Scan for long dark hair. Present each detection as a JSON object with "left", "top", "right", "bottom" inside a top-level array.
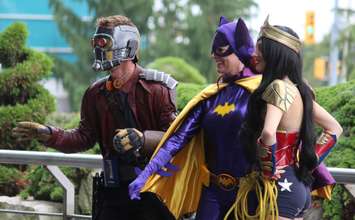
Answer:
[{"left": 242, "top": 26, "right": 317, "bottom": 185}]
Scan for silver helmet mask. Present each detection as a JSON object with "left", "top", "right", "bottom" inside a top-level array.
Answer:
[{"left": 91, "top": 25, "right": 140, "bottom": 71}]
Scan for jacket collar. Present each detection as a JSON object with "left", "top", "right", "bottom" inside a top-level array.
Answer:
[{"left": 98, "top": 64, "right": 152, "bottom": 94}]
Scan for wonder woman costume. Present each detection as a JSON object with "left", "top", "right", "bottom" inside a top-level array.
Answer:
[{"left": 227, "top": 17, "right": 338, "bottom": 220}]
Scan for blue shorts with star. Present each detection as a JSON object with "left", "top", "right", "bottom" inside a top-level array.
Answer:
[{"left": 276, "top": 166, "right": 311, "bottom": 218}]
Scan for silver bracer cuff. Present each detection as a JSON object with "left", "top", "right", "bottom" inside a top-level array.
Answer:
[{"left": 139, "top": 69, "right": 178, "bottom": 89}]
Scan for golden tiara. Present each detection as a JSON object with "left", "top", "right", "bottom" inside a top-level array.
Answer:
[{"left": 258, "top": 16, "right": 302, "bottom": 54}]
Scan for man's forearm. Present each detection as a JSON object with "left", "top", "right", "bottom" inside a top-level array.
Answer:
[
  {"left": 45, "top": 126, "right": 96, "bottom": 153},
  {"left": 141, "top": 130, "right": 165, "bottom": 156}
]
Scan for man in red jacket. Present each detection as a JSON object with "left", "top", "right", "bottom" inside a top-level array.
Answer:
[{"left": 13, "top": 15, "right": 177, "bottom": 220}]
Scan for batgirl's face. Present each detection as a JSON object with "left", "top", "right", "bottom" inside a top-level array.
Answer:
[
  {"left": 253, "top": 41, "right": 266, "bottom": 74},
  {"left": 213, "top": 52, "right": 244, "bottom": 78},
  {"left": 211, "top": 32, "right": 244, "bottom": 77}
]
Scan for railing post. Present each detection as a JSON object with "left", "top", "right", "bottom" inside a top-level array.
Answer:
[{"left": 46, "top": 165, "right": 75, "bottom": 220}]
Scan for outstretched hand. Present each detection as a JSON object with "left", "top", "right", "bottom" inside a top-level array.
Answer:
[
  {"left": 128, "top": 161, "right": 179, "bottom": 200},
  {"left": 12, "top": 121, "right": 51, "bottom": 142},
  {"left": 128, "top": 148, "right": 177, "bottom": 200},
  {"left": 129, "top": 176, "right": 147, "bottom": 200}
]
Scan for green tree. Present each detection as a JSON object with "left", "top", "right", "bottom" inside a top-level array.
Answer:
[
  {"left": 49, "top": 0, "right": 154, "bottom": 110},
  {"left": 302, "top": 36, "right": 330, "bottom": 87},
  {"left": 182, "top": 0, "right": 256, "bottom": 81},
  {"left": 302, "top": 9, "right": 355, "bottom": 87},
  {"left": 144, "top": 0, "right": 186, "bottom": 59},
  {"left": 338, "top": 23, "right": 355, "bottom": 81},
  {"left": 147, "top": 0, "right": 256, "bottom": 82},
  {"left": 0, "top": 22, "right": 55, "bottom": 150},
  {"left": 0, "top": 22, "right": 55, "bottom": 196}
]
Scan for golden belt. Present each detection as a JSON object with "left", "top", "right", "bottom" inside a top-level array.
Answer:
[{"left": 210, "top": 172, "right": 239, "bottom": 191}]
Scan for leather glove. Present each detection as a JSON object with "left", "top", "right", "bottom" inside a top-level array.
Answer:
[
  {"left": 12, "top": 121, "right": 52, "bottom": 142},
  {"left": 113, "top": 128, "right": 143, "bottom": 155},
  {"left": 129, "top": 148, "right": 176, "bottom": 200}
]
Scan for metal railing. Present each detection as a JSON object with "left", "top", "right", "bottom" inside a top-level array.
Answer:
[
  {"left": 0, "top": 150, "right": 102, "bottom": 220},
  {"left": 0, "top": 149, "right": 355, "bottom": 219}
]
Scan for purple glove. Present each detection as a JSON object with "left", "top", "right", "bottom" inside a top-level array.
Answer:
[{"left": 129, "top": 148, "right": 174, "bottom": 200}]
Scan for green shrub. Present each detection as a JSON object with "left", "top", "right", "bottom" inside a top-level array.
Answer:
[
  {"left": 0, "top": 166, "right": 23, "bottom": 196},
  {"left": 0, "top": 22, "right": 55, "bottom": 196},
  {"left": 315, "top": 80, "right": 355, "bottom": 168},
  {"left": 322, "top": 184, "right": 355, "bottom": 220},
  {"left": 176, "top": 82, "right": 207, "bottom": 111},
  {"left": 46, "top": 112, "right": 80, "bottom": 129},
  {"left": 0, "top": 85, "right": 55, "bottom": 150},
  {"left": 0, "top": 22, "right": 28, "bottom": 68},
  {"left": 315, "top": 80, "right": 355, "bottom": 219},
  {"left": 147, "top": 56, "right": 207, "bottom": 84},
  {"left": 21, "top": 166, "right": 88, "bottom": 202},
  {"left": 0, "top": 22, "right": 55, "bottom": 150}
]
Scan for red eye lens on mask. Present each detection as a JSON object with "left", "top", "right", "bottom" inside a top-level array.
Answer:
[
  {"left": 96, "top": 38, "right": 107, "bottom": 47},
  {"left": 91, "top": 36, "right": 112, "bottom": 49}
]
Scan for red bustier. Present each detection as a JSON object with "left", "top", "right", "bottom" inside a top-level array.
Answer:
[{"left": 275, "top": 131, "right": 299, "bottom": 167}]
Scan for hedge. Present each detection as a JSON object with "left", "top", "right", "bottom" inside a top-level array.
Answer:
[
  {"left": 147, "top": 56, "right": 207, "bottom": 84},
  {"left": 0, "top": 22, "right": 55, "bottom": 195},
  {"left": 315, "top": 80, "right": 355, "bottom": 219}
]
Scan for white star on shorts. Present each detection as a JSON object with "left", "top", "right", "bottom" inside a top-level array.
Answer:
[{"left": 278, "top": 178, "right": 293, "bottom": 192}]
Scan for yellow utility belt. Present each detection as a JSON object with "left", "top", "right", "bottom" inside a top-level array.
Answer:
[{"left": 201, "top": 165, "right": 239, "bottom": 191}]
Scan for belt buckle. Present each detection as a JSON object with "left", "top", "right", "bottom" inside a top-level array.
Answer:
[{"left": 217, "top": 173, "right": 237, "bottom": 191}]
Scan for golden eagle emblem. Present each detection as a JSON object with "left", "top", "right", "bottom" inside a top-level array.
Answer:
[{"left": 213, "top": 102, "right": 235, "bottom": 117}]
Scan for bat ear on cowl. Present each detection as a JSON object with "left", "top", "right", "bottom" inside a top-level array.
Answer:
[
  {"left": 218, "top": 16, "right": 230, "bottom": 27},
  {"left": 234, "top": 18, "right": 253, "bottom": 50},
  {"left": 234, "top": 18, "right": 255, "bottom": 66}
]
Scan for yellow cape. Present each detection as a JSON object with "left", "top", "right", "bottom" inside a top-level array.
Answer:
[
  {"left": 142, "top": 75, "right": 262, "bottom": 219},
  {"left": 311, "top": 184, "right": 334, "bottom": 200}
]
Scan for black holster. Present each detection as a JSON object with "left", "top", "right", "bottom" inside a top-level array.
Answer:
[{"left": 92, "top": 172, "right": 104, "bottom": 220}]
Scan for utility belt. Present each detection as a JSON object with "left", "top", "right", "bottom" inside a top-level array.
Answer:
[
  {"left": 92, "top": 156, "right": 138, "bottom": 220},
  {"left": 201, "top": 165, "right": 239, "bottom": 191},
  {"left": 102, "top": 154, "right": 141, "bottom": 187},
  {"left": 92, "top": 170, "right": 134, "bottom": 220}
]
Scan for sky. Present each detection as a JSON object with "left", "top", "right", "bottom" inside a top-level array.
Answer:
[{"left": 249, "top": 0, "right": 355, "bottom": 42}]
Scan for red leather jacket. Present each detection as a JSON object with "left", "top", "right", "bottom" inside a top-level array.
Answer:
[{"left": 46, "top": 65, "right": 176, "bottom": 158}]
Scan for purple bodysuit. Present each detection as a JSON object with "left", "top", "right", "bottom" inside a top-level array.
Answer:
[
  {"left": 128, "top": 16, "right": 259, "bottom": 220},
  {"left": 160, "top": 68, "right": 257, "bottom": 220}
]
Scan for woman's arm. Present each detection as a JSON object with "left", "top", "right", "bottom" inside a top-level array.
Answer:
[
  {"left": 161, "top": 102, "right": 204, "bottom": 155},
  {"left": 313, "top": 101, "right": 343, "bottom": 138},
  {"left": 260, "top": 104, "right": 284, "bottom": 145},
  {"left": 258, "top": 104, "right": 284, "bottom": 178},
  {"left": 313, "top": 101, "right": 343, "bottom": 163}
]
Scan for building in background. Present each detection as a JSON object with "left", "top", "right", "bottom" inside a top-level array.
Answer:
[{"left": 0, "top": 0, "right": 91, "bottom": 112}]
